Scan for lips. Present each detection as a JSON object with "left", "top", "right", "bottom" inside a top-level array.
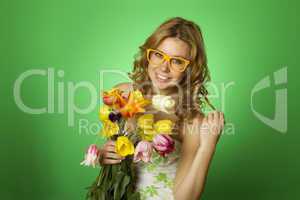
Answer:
[{"left": 155, "top": 73, "right": 170, "bottom": 83}]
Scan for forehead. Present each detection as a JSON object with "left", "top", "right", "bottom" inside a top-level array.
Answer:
[{"left": 156, "top": 37, "right": 190, "bottom": 59}]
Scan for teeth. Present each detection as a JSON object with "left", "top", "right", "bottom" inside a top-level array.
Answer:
[{"left": 157, "top": 74, "right": 168, "bottom": 80}]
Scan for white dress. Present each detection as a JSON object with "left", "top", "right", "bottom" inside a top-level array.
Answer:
[{"left": 134, "top": 139, "right": 182, "bottom": 200}]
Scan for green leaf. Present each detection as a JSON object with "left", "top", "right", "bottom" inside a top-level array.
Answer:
[
  {"left": 85, "top": 137, "right": 141, "bottom": 200},
  {"left": 113, "top": 172, "right": 123, "bottom": 200},
  {"left": 128, "top": 192, "right": 141, "bottom": 200}
]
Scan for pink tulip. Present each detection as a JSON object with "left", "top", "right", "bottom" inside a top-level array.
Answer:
[
  {"left": 133, "top": 141, "right": 153, "bottom": 163},
  {"left": 80, "top": 144, "right": 101, "bottom": 168},
  {"left": 152, "top": 134, "right": 175, "bottom": 157}
]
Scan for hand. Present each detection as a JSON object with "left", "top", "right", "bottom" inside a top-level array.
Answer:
[
  {"left": 99, "top": 140, "right": 125, "bottom": 165},
  {"left": 199, "top": 111, "right": 225, "bottom": 149}
]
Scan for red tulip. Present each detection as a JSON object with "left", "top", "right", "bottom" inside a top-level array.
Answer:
[{"left": 152, "top": 134, "right": 175, "bottom": 157}]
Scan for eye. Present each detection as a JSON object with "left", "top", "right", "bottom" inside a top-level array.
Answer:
[
  {"left": 171, "top": 59, "right": 183, "bottom": 65},
  {"left": 154, "top": 52, "right": 163, "bottom": 58}
]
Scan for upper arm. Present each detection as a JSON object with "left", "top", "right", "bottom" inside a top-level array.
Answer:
[{"left": 174, "top": 113, "right": 204, "bottom": 189}]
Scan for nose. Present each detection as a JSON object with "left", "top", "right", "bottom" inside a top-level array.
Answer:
[{"left": 160, "top": 60, "right": 170, "bottom": 72}]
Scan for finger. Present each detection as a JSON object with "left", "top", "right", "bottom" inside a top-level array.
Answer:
[
  {"left": 219, "top": 113, "right": 225, "bottom": 129},
  {"left": 220, "top": 112, "right": 224, "bottom": 124},
  {"left": 219, "top": 112, "right": 224, "bottom": 120},
  {"left": 222, "top": 113, "right": 226, "bottom": 125},
  {"left": 105, "top": 140, "right": 115, "bottom": 146},
  {"left": 202, "top": 116, "right": 207, "bottom": 124},
  {"left": 103, "top": 143, "right": 115, "bottom": 150},
  {"left": 211, "top": 112, "right": 219, "bottom": 133},
  {"left": 200, "top": 117, "right": 207, "bottom": 132},
  {"left": 103, "top": 151, "right": 123, "bottom": 159},
  {"left": 101, "top": 158, "right": 122, "bottom": 165},
  {"left": 104, "top": 145, "right": 116, "bottom": 152},
  {"left": 214, "top": 111, "right": 220, "bottom": 122},
  {"left": 104, "top": 152, "right": 124, "bottom": 160},
  {"left": 207, "top": 112, "right": 213, "bottom": 122}
]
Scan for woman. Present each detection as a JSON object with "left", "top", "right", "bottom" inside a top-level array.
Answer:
[{"left": 99, "top": 17, "right": 224, "bottom": 200}]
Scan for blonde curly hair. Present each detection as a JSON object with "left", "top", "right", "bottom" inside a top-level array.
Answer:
[{"left": 128, "top": 17, "right": 215, "bottom": 123}]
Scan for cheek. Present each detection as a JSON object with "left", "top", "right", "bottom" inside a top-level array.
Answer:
[
  {"left": 171, "top": 71, "right": 184, "bottom": 80},
  {"left": 147, "top": 63, "right": 157, "bottom": 74},
  {"left": 147, "top": 64, "right": 155, "bottom": 80}
]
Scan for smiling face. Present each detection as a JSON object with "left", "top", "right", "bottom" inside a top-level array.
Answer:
[{"left": 147, "top": 37, "right": 191, "bottom": 93}]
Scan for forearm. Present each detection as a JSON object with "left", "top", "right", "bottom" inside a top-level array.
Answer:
[{"left": 173, "top": 144, "right": 216, "bottom": 200}]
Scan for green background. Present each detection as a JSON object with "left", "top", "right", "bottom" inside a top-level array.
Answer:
[{"left": 1, "top": 0, "right": 298, "bottom": 199}]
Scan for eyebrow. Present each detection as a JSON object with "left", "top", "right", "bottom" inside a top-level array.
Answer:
[{"left": 156, "top": 48, "right": 189, "bottom": 60}]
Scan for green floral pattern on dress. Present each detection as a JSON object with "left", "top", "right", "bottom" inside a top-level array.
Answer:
[{"left": 135, "top": 140, "right": 181, "bottom": 200}]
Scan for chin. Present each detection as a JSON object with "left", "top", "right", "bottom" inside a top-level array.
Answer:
[
  {"left": 155, "top": 83, "right": 169, "bottom": 90},
  {"left": 152, "top": 78, "right": 175, "bottom": 91}
]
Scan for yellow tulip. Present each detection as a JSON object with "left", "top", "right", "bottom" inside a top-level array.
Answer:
[
  {"left": 115, "top": 136, "right": 135, "bottom": 157},
  {"left": 132, "top": 90, "right": 144, "bottom": 102},
  {"left": 100, "top": 120, "right": 119, "bottom": 138},
  {"left": 99, "top": 105, "right": 111, "bottom": 122},
  {"left": 137, "top": 114, "right": 154, "bottom": 130},
  {"left": 140, "top": 129, "right": 156, "bottom": 141},
  {"left": 154, "top": 120, "right": 173, "bottom": 134}
]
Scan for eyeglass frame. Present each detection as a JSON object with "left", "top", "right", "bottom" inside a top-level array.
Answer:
[{"left": 146, "top": 48, "right": 191, "bottom": 72}]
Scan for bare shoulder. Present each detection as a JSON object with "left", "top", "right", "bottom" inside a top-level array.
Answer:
[{"left": 113, "top": 82, "right": 134, "bottom": 92}]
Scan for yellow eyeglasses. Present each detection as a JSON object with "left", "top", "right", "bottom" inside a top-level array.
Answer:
[{"left": 146, "top": 48, "right": 190, "bottom": 72}]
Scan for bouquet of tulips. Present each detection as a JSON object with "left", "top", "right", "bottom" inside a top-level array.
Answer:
[{"left": 81, "top": 87, "right": 177, "bottom": 200}]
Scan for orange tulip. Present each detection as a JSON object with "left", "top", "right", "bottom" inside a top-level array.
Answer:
[{"left": 119, "top": 90, "right": 150, "bottom": 118}]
